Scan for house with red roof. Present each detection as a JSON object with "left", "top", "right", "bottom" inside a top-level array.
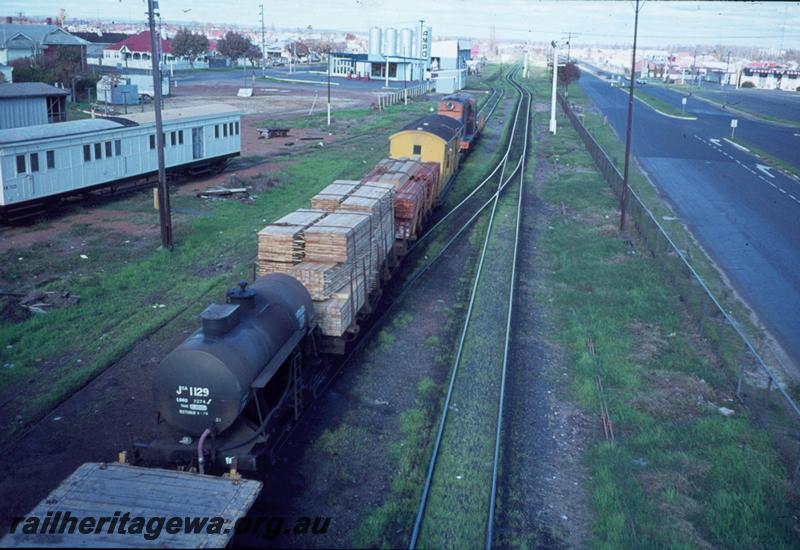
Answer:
[{"left": 91, "top": 30, "right": 208, "bottom": 71}]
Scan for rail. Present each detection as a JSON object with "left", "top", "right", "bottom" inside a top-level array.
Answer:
[
  {"left": 557, "top": 92, "right": 800, "bottom": 482},
  {"left": 409, "top": 67, "right": 532, "bottom": 548}
]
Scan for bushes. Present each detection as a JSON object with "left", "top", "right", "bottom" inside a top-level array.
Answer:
[{"left": 740, "top": 81, "right": 756, "bottom": 88}]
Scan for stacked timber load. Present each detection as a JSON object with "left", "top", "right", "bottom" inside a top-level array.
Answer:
[
  {"left": 313, "top": 272, "right": 367, "bottom": 336},
  {"left": 256, "top": 209, "right": 327, "bottom": 276},
  {"left": 363, "top": 157, "right": 440, "bottom": 241},
  {"left": 340, "top": 183, "right": 395, "bottom": 289},
  {"left": 394, "top": 179, "right": 426, "bottom": 239},
  {"left": 310, "top": 180, "right": 361, "bottom": 211},
  {"left": 305, "top": 212, "right": 374, "bottom": 336}
]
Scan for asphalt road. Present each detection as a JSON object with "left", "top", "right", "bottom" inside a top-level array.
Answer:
[
  {"left": 688, "top": 85, "right": 800, "bottom": 125},
  {"left": 624, "top": 83, "right": 800, "bottom": 170},
  {"left": 578, "top": 70, "right": 800, "bottom": 372}
]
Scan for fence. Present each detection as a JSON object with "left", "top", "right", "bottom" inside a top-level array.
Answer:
[
  {"left": 377, "top": 81, "right": 436, "bottom": 111},
  {"left": 557, "top": 93, "right": 800, "bottom": 483}
]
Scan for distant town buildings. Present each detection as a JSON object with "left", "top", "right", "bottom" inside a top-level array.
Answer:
[
  {"left": 739, "top": 61, "right": 800, "bottom": 91},
  {"left": 88, "top": 31, "right": 209, "bottom": 71},
  {"left": 0, "top": 19, "right": 87, "bottom": 66}
]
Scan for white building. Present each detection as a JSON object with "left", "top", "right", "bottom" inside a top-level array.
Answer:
[{"left": 90, "top": 31, "right": 208, "bottom": 71}]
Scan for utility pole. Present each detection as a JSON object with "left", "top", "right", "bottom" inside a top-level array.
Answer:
[
  {"left": 549, "top": 40, "right": 558, "bottom": 134},
  {"left": 259, "top": 4, "right": 266, "bottom": 75},
  {"left": 620, "top": 0, "right": 642, "bottom": 233},
  {"left": 147, "top": 0, "right": 172, "bottom": 250}
]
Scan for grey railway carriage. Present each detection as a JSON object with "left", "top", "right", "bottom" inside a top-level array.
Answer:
[{"left": 0, "top": 103, "right": 241, "bottom": 220}]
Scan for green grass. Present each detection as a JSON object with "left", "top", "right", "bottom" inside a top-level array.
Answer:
[
  {"left": 560, "top": 78, "right": 766, "bottom": 358},
  {"left": 631, "top": 88, "right": 693, "bottom": 118},
  {"left": 534, "top": 72, "right": 799, "bottom": 548},
  {"left": 0, "top": 100, "right": 438, "bottom": 445},
  {"left": 351, "top": 375, "right": 442, "bottom": 548}
]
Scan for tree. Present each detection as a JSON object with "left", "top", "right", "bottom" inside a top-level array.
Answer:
[
  {"left": 245, "top": 45, "right": 262, "bottom": 67},
  {"left": 557, "top": 61, "right": 581, "bottom": 86},
  {"left": 217, "top": 31, "right": 253, "bottom": 66},
  {"left": 171, "top": 28, "right": 209, "bottom": 68}
]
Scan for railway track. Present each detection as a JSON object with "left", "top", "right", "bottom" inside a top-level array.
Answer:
[{"left": 409, "top": 67, "right": 532, "bottom": 549}]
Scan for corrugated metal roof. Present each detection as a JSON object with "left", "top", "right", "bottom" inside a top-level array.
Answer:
[
  {"left": 0, "top": 118, "right": 123, "bottom": 146},
  {"left": 0, "top": 23, "right": 88, "bottom": 47},
  {"left": 0, "top": 82, "right": 69, "bottom": 99},
  {"left": 399, "top": 114, "right": 461, "bottom": 141},
  {"left": 119, "top": 103, "right": 241, "bottom": 125}
]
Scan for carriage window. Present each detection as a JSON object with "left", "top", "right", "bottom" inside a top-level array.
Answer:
[
  {"left": 149, "top": 135, "right": 156, "bottom": 149},
  {"left": 30, "top": 153, "right": 39, "bottom": 172},
  {"left": 215, "top": 125, "right": 220, "bottom": 138},
  {"left": 46, "top": 150, "right": 55, "bottom": 169},
  {"left": 223, "top": 124, "right": 228, "bottom": 137},
  {"left": 413, "top": 145, "right": 422, "bottom": 155},
  {"left": 171, "top": 131, "right": 176, "bottom": 146},
  {"left": 115, "top": 140, "right": 121, "bottom": 156},
  {"left": 94, "top": 143, "right": 102, "bottom": 159},
  {"left": 235, "top": 121, "right": 240, "bottom": 135},
  {"left": 83, "top": 145, "right": 91, "bottom": 162},
  {"left": 105, "top": 141, "right": 112, "bottom": 157},
  {"left": 16, "top": 154, "right": 26, "bottom": 174},
  {"left": 179, "top": 130, "right": 184, "bottom": 145},
  {"left": 229, "top": 122, "right": 234, "bottom": 135}
]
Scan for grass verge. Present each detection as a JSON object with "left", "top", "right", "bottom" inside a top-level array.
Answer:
[{"left": 534, "top": 74, "right": 799, "bottom": 547}]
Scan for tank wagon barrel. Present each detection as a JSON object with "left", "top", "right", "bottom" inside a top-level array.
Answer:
[{"left": 139, "top": 274, "right": 319, "bottom": 470}]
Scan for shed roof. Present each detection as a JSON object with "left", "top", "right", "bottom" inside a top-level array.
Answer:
[
  {"left": 0, "top": 118, "right": 123, "bottom": 146},
  {"left": 399, "top": 114, "right": 461, "bottom": 142},
  {"left": 0, "top": 24, "right": 88, "bottom": 48},
  {"left": 0, "top": 82, "right": 69, "bottom": 99}
]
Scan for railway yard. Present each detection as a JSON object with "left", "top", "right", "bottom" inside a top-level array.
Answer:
[{"left": 1, "top": 60, "right": 800, "bottom": 549}]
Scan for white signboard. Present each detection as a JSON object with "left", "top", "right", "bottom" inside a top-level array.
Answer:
[
  {"left": 421, "top": 26, "right": 432, "bottom": 62},
  {"left": 681, "top": 97, "right": 687, "bottom": 105},
  {"left": 730, "top": 118, "right": 738, "bottom": 128}
]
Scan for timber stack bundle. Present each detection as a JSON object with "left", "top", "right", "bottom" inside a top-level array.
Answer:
[
  {"left": 256, "top": 209, "right": 327, "bottom": 276},
  {"left": 305, "top": 211, "right": 374, "bottom": 336},
  {"left": 362, "top": 157, "right": 440, "bottom": 240}
]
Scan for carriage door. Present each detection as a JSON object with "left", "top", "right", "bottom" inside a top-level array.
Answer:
[{"left": 191, "top": 127, "right": 204, "bottom": 159}]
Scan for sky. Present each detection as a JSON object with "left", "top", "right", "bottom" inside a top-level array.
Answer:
[{"left": 4, "top": 0, "right": 800, "bottom": 48}]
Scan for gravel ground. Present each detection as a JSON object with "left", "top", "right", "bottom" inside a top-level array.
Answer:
[{"left": 496, "top": 113, "right": 594, "bottom": 548}]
